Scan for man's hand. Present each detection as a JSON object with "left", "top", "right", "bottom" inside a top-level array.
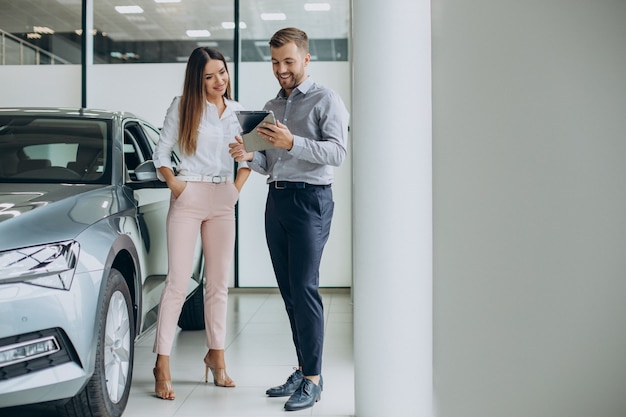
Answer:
[{"left": 256, "top": 120, "right": 294, "bottom": 150}]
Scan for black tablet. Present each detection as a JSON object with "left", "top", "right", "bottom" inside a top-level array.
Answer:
[{"left": 235, "top": 110, "right": 277, "bottom": 152}]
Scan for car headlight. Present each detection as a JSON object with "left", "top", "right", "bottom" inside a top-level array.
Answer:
[{"left": 0, "top": 241, "right": 79, "bottom": 290}]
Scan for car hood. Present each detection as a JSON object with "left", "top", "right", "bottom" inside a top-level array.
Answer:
[{"left": 0, "top": 183, "right": 123, "bottom": 251}]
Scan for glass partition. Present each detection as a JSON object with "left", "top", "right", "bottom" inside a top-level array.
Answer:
[
  {"left": 239, "top": 0, "right": 349, "bottom": 61},
  {"left": 0, "top": 0, "right": 349, "bottom": 64},
  {"left": 0, "top": 0, "right": 81, "bottom": 64},
  {"left": 93, "top": 0, "right": 236, "bottom": 63}
]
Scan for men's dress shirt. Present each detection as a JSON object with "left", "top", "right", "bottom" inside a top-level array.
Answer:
[
  {"left": 153, "top": 96, "right": 246, "bottom": 181},
  {"left": 248, "top": 77, "right": 350, "bottom": 185}
]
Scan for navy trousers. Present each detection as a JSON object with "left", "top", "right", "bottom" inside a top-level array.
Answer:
[{"left": 265, "top": 182, "right": 334, "bottom": 376}]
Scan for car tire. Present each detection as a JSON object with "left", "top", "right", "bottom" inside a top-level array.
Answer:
[
  {"left": 59, "top": 268, "right": 135, "bottom": 417},
  {"left": 177, "top": 282, "right": 205, "bottom": 330}
]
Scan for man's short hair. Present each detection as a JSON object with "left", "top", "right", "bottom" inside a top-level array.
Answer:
[{"left": 269, "top": 27, "right": 309, "bottom": 54}]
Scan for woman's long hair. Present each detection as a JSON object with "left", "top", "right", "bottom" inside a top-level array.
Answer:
[{"left": 178, "top": 47, "right": 232, "bottom": 155}]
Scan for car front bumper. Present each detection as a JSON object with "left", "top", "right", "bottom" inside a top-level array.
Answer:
[{"left": 0, "top": 269, "right": 103, "bottom": 408}]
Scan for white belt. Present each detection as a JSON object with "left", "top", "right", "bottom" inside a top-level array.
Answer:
[{"left": 177, "top": 175, "right": 229, "bottom": 183}]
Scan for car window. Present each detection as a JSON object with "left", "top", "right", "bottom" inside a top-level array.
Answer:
[
  {"left": 123, "top": 124, "right": 146, "bottom": 181},
  {"left": 0, "top": 116, "right": 111, "bottom": 184},
  {"left": 142, "top": 123, "right": 160, "bottom": 149},
  {"left": 142, "top": 122, "right": 180, "bottom": 167},
  {"left": 22, "top": 143, "right": 78, "bottom": 167},
  {"left": 136, "top": 121, "right": 181, "bottom": 170}
]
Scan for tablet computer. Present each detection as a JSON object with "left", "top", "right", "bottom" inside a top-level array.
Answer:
[{"left": 235, "top": 110, "right": 277, "bottom": 152}]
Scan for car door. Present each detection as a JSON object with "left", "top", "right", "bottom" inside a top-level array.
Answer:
[{"left": 122, "top": 121, "right": 201, "bottom": 332}]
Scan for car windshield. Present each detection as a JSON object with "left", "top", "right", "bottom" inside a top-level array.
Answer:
[{"left": 0, "top": 115, "right": 111, "bottom": 184}]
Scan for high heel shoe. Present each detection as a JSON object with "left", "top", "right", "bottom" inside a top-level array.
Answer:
[
  {"left": 203, "top": 352, "right": 235, "bottom": 387},
  {"left": 153, "top": 368, "right": 175, "bottom": 400}
]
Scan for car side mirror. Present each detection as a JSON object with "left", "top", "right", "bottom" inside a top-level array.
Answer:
[{"left": 133, "top": 160, "right": 158, "bottom": 181}]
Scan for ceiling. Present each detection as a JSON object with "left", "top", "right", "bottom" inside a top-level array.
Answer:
[{"left": 0, "top": 0, "right": 350, "bottom": 42}]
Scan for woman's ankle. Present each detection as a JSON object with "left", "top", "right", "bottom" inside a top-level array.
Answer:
[
  {"left": 207, "top": 349, "right": 226, "bottom": 367},
  {"left": 155, "top": 355, "right": 170, "bottom": 372}
]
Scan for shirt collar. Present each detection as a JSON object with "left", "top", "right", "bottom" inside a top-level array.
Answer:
[
  {"left": 278, "top": 76, "right": 314, "bottom": 98},
  {"left": 204, "top": 97, "right": 234, "bottom": 111}
]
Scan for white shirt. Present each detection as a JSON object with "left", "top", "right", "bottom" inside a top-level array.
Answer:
[{"left": 153, "top": 96, "right": 246, "bottom": 180}]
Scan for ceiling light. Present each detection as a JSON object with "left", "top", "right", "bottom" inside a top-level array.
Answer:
[
  {"left": 110, "top": 51, "right": 140, "bottom": 60},
  {"left": 125, "top": 15, "right": 147, "bottom": 22},
  {"left": 304, "top": 3, "right": 331, "bottom": 11},
  {"left": 186, "top": 30, "right": 211, "bottom": 38},
  {"left": 155, "top": 6, "right": 178, "bottom": 14},
  {"left": 261, "top": 13, "right": 286, "bottom": 21},
  {"left": 154, "top": 0, "right": 181, "bottom": 3},
  {"left": 74, "top": 29, "right": 98, "bottom": 36},
  {"left": 115, "top": 5, "right": 144, "bottom": 14},
  {"left": 33, "top": 26, "right": 55, "bottom": 34},
  {"left": 221, "top": 22, "right": 247, "bottom": 29},
  {"left": 27, "top": 33, "right": 42, "bottom": 39}
]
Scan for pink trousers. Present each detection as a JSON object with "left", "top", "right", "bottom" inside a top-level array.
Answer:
[{"left": 153, "top": 181, "right": 239, "bottom": 355}]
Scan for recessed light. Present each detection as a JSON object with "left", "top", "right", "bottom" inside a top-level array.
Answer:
[
  {"left": 33, "top": 26, "right": 55, "bottom": 34},
  {"left": 304, "top": 3, "right": 331, "bottom": 11},
  {"left": 74, "top": 29, "right": 98, "bottom": 35},
  {"left": 115, "top": 5, "right": 144, "bottom": 14},
  {"left": 154, "top": 0, "right": 181, "bottom": 3},
  {"left": 221, "top": 22, "right": 247, "bottom": 29},
  {"left": 261, "top": 13, "right": 286, "bottom": 21},
  {"left": 186, "top": 30, "right": 211, "bottom": 38}
]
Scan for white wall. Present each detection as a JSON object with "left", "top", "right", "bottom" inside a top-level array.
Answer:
[
  {"left": 89, "top": 63, "right": 186, "bottom": 125},
  {"left": 0, "top": 65, "right": 81, "bottom": 107},
  {"left": 432, "top": 1, "right": 626, "bottom": 416},
  {"left": 0, "top": 60, "right": 352, "bottom": 288}
]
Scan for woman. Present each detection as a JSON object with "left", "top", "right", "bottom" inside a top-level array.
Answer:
[{"left": 151, "top": 47, "right": 250, "bottom": 400}]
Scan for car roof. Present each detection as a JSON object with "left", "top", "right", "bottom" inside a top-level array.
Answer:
[{"left": 0, "top": 107, "right": 139, "bottom": 120}]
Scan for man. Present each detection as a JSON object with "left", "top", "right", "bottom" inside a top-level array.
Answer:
[{"left": 229, "top": 27, "right": 349, "bottom": 411}]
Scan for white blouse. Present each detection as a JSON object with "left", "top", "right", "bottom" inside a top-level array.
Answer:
[{"left": 153, "top": 96, "right": 246, "bottom": 180}]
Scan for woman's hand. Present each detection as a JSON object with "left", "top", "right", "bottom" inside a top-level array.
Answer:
[
  {"left": 229, "top": 136, "right": 254, "bottom": 162},
  {"left": 234, "top": 167, "right": 251, "bottom": 192},
  {"left": 167, "top": 177, "right": 187, "bottom": 198},
  {"left": 158, "top": 166, "right": 186, "bottom": 198}
]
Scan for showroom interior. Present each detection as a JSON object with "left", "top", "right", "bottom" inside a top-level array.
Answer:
[{"left": 2, "top": 1, "right": 626, "bottom": 417}]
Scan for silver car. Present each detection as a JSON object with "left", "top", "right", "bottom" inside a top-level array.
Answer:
[{"left": 0, "top": 108, "right": 205, "bottom": 417}]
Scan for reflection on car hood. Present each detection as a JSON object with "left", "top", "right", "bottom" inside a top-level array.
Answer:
[{"left": 0, "top": 183, "right": 122, "bottom": 251}]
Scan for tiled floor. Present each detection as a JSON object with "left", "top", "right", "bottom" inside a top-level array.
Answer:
[{"left": 6, "top": 289, "right": 354, "bottom": 417}]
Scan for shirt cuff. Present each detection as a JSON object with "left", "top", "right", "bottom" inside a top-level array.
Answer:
[
  {"left": 288, "top": 135, "right": 305, "bottom": 157},
  {"left": 248, "top": 152, "right": 261, "bottom": 167},
  {"left": 152, "top": 160, "right": 172, "bottom": 182}
]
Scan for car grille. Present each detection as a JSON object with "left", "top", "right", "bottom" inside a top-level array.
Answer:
[{"left": 0, "top": 328, "right": 81, "bottom": 381}]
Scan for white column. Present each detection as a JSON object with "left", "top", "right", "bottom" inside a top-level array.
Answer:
[{"left": 352, "top": 1, "right": 433, "bottom": 416}]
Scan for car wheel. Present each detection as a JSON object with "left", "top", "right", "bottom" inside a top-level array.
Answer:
[
  {"left": 59, "top": 268, "right": 135, "bottom": 417},
  {"left": 177, "top": 282, "right": 205, "bottom": 330}
]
